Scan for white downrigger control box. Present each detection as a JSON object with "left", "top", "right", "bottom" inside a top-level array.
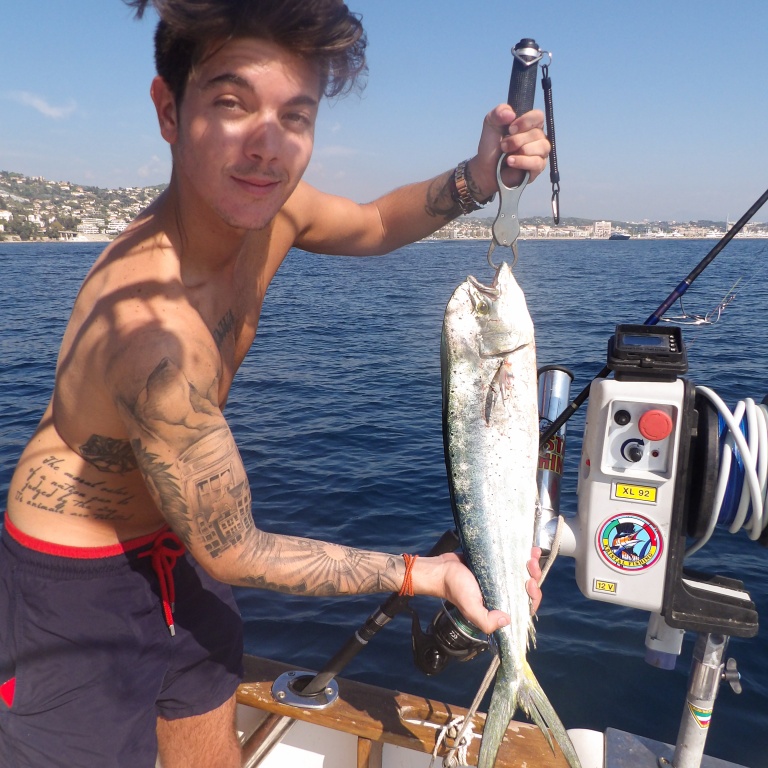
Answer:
[
  {"left": 575, "top": 376, "right": 686, "bottom": 612},
  {"left": 565, "top": 324, "right": 691, "bottom": 612}
]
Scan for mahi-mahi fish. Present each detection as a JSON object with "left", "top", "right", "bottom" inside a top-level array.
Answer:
[{"left": 441, "top": 262, "right": 581, "bottom": 768}]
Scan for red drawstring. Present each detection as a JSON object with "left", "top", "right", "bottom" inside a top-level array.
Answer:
[
  {"left": 3, "top": 518, "right": 186, "bottom": 638},
  {"left": 0, "top": 677, "right": 16, "bottom": 708},
  {"left": 140, "top": 531, "right": 185, "bottom": 636}
]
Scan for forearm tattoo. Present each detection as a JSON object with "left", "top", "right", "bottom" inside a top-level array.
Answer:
[
  {"left": 235, "top": 535, "right": 403, "bottom": 596},
  {"left": 125, "top": 356, "right": 403, "bottom": 595},
  {"left": 425, "top": 171, "right": 462, "bottom": 219}
]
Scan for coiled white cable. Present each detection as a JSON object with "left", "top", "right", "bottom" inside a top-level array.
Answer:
[{"left": 688, "top": 387, "right": 768, "bottom": 556}]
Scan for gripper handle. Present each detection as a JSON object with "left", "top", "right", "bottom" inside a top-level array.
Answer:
[{"left": 507, "top": 38, "right": 541, "bottom": 116}]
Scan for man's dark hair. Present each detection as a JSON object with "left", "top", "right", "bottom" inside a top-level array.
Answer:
[{"left": 123, "top": 0, "right": 367, "bottom": 103}]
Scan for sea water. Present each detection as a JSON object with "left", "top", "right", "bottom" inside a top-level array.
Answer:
[{"left": 1, "top": 239, "right": 766, "bottom": 766}]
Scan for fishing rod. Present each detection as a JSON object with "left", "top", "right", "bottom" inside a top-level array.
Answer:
[{"left": 538, "top": 184, "right": 768, "bottom": 449}]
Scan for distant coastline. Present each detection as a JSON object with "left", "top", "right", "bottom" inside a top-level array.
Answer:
[
  {"left": 0, "top": 234, "right": 110, "bottom": 244},
  {"left": 422, "top": 233, "right": 768, "bottom": 242},
  {"left": 3, "top": 170, "right": 767, "bottom": 245},
  {"left": 4, "top": 233, "right": 768, "bottom": 246}
]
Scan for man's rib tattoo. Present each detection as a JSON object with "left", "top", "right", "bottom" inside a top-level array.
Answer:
[{"left": 79, "top": 434, "right": 138, "bottom": 473}]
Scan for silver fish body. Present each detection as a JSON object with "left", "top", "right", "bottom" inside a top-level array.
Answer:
[{"left": 441, "top": 262, "right": 580, "bottom": 768}]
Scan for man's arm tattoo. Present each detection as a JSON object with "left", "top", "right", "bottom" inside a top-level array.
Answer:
[
  {"left": 132, "top": 431, "right": 254, "bottom": 557},
  {"left": 125, "top": 356, "right": 254, "bottom": 556},
  {"left": 125, "top": 357, "right": 401, "bottom": 595},
  {"left": 235, "top": 535, "right": 402, "bottom": 596},
  {"left": 212, "top": 309, "right": 236, "bottom": 349},
  {"left": 425, "top": 173, "right": 462, "bottom": 219},
  {"left": 131, "top": 440, "right": 193, "bottom": 543}
]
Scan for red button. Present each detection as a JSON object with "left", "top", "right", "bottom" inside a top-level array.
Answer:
[{"left": 638, "top": 409, "right": 673, "bottom": 441}]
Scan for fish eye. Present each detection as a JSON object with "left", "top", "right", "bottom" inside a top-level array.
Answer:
[{"left": 468, "top": 285, "right": 493, "bottom": 316}]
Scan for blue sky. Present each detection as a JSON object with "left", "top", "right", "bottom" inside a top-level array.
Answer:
[{"left": 2, "top": 1, "right": 767, "bottom": 222}]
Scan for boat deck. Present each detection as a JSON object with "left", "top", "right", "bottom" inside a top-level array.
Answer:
[{"left": 236, "top": 655, "right": 570, "bottom": 767}]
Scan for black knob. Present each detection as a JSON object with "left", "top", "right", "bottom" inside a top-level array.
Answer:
[
  {"left": 614, "top": 409, "right": 632, "bottom": 426},
  {"left": 626, "top": 442, "right": 644, "bottom": 462}
]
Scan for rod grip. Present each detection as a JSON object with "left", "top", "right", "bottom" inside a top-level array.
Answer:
[{"left": 507, "top": 38, "right": 541, "bottom": 116}]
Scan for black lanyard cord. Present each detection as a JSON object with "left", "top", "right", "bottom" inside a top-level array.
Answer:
[{"left": 541, "top": 63, "right": 560, "bottom": 224}]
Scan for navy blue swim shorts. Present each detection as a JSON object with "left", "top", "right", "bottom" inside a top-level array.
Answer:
[{"left": 0, "top": 517, "right": 244, "bottom": 768}]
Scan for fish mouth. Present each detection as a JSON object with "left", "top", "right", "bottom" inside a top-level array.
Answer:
[
  {"left": 465, "top": 274, "right": 525, "bottom": 356},
  {"left": 467, "top": 274, "right": 500, "bottom": 298}
]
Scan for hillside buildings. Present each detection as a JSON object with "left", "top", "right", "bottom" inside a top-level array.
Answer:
[{"left": 2, "top": 170, "right": 767, "bottom": 242}]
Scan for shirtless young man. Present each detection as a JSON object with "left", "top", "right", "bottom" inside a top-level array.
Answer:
[{"left": 1, "top": 1, "right": 551, "bottom": 765}]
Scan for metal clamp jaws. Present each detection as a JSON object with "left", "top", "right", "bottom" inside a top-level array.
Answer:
[{"left": 487, "top": 154, "right": 530, "bottom": 271}]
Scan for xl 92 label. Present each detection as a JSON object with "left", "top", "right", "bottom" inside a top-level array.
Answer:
[{"left": 613, "top": 482, "right": 657, "bottom": 504}]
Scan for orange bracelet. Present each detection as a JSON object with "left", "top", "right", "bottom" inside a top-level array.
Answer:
[{"left": 399, "top": 553, "right": 418, "bottom": 597}]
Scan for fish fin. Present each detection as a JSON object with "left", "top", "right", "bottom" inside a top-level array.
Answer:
[
  {"left": 484, "top": 376, "right": 498, "bottom": 425},
  {"left": 484, "top": 361, "right": 513, "bottom": 425},
  {"left": 477, "top": 661, "right": 583, "bottom": 768},
  {"left": 518, "top": 662, "right": 583, "bottom": 768},
  {"left": 477, "top": 665, "right": 515, "bottom": 768},
  {"left": 526, "top": 615, "right": 537, "bottom": 650}
]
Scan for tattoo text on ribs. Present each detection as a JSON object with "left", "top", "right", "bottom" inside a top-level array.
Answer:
[{"left": 14, "top": 454, "right": 135, "bottom": 521}]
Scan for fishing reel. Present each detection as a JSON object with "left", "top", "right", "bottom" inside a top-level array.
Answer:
[{"left": 409, "top": 600, "right": 490, "bottom": 676}]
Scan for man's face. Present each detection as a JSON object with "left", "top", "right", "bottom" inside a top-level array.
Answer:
[{"left": 164, "top": 37, "right": 321, "bottom": 232}]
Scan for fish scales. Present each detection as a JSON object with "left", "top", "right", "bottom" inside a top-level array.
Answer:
[{"left": 441, "top": 263, "right": 581, "bottom": 768}]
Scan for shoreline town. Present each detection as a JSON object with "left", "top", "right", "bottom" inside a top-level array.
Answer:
[{"left": 2, "top": 170, "right": 767, "bottom": 243}]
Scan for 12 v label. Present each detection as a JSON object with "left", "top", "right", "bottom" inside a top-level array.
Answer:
[{"left": 594, "top": 580, "right": 617, "bottom": 595}]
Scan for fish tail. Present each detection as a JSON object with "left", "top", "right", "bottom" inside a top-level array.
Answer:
[
  {"left": 518, "top": 661, "right": 583, "bottom": 768},
  {"left": 477, "top": 665, "right": 516, "bottom": 768},
  {"left": 477, "top": 662, "right": 583, "bottom": 768}
]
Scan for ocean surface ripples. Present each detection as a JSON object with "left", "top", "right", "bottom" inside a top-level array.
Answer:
[{"left": 1, "top": 239, "right": 767, "bottom": 765}]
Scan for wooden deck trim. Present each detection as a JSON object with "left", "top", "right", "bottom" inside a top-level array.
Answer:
[
  {"left": 357, "top": 737, "right": 383, "bottom": 768},
  {"left": 237, "top": 655, "right": 568, "bottom": 767}
]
